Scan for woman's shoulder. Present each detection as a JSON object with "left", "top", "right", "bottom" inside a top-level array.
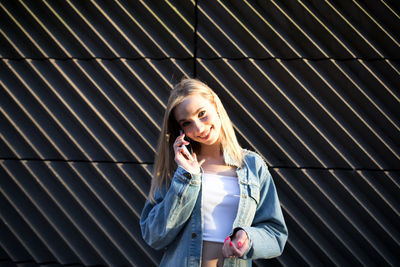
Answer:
[
  {"left": 241, "top": 149, "right": 270, "bottom": 170},
  {"left": 240, "top": 149, "right": 272, "bottom": 186},
  {"left": 242, "top": 148, "right": 265, "bottom": 163}
]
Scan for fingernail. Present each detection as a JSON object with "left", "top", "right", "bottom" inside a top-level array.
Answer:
[
  {"left": 229, "top": 241, "right": 233, "bottom": 247},
  {"left": 224, "top": 236, "right": 229, "bottom": 243},
  {"left": 238, "top": 241, "right": 242, "bottom": 248}
]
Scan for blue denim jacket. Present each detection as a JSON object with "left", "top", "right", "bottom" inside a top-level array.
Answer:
[{"left": 140, "top": 150, "right": 288, "bottom": 266}]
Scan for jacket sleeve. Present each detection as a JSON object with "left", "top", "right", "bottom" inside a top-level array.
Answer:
[
  {"left": 239, "top": 160, "right": 288, "bottom": 259},
  {"left": 140, "top": 166, "right": 201, "bottom": 250}
]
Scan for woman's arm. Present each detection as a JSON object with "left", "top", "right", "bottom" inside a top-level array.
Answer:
[
  {"left": 140, "top": 166, "right": 201, "bottom": 250},
  {"left": 240, "top": 161, "right": 288, "bottom": 259}
]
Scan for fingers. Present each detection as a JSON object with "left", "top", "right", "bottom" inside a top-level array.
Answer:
[
  {"left": 233, "top": 237, "right": 249, "bottom": 257},
  {"left": 222, "top": 236, "right": 239, "bottom": 258},
  {"left": 229, "top": 242, "right": 243, "bottom": 257},
  {"left": 235, "top": 230, "right": 248, "bottom": 248},
  {"left": 180, "top": 144, "right": 194, "bottom": 161},
  {"left": 174, "top": 132, "right": 189, "bottom": 158},
  {"left": 173, "top": 131, "right": 202, "bottom": 174},
  {"left": 222, "top": 231, "right": 249, "bottom": 258},
  {"left": 222, "top": 236, "right": 232, "bottom": 258},
  {"left": 174, "top": 131, "right": 189, "bottom": 150},
  {"left": 198, "top": 158, "right": 206, "bottom": 167},
  {"left": 233, "top": 230, "right": 249, "bottom": 257}
]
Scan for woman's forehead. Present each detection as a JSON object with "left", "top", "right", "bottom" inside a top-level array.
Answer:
[{"left": 174, "top": 95, "right": 211, "bottom": 120}]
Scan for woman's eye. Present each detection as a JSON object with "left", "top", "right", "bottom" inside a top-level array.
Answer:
[{"left": 198, "top": 110, "right": 206, "bottom": 117}]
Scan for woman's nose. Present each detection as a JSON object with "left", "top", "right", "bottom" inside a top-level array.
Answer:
[{"left": 193, "top": 120, "right": 204, "bottom": 134}]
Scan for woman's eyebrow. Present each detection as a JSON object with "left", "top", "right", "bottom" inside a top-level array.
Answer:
[{"left": 177, "top": 106, "right": 205, "bottom": 123}]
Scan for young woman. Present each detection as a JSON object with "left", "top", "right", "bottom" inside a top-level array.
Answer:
[{"left": 140, "top": 78, "right": 288, "bottom": 266}]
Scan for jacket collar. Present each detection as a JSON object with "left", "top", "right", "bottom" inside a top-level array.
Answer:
[{"left": 223, "top": 147, "right": 245, "bottom": 168}]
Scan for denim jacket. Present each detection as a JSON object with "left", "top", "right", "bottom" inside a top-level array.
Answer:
[{"left": 140, "top": 149, "right": 288, "bottom": 266}]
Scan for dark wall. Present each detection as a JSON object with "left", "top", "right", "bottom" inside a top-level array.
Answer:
[{"left": 1, "top": 1, "right": 399, "bottom": 266}]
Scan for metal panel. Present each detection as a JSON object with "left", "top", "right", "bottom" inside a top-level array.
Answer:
[
  {"left": 0, "top": 0, "right": 194, "bottom": 59},
  {"left": 1, "top": 0, "right": 399, "bottom": 266}
]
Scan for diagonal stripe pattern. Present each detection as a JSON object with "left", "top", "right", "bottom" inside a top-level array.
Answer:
[{"left": 0, "top": 1, "right": 399, "bottom": 266}]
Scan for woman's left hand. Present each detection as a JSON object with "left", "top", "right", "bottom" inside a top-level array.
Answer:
[{"left": 222, "top": 229, "right": 249, "bottom": 258}]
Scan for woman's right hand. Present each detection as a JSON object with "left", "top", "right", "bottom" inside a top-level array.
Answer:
[{"left": 173, "top": 131, "right": 203, "bottom": 174}]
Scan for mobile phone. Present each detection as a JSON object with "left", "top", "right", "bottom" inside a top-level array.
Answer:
[
  {"left": 180, "top": 144, "right": 194, "bottom": 161},
  {"left": 179, "top": 130, "right": 194, "bottom": 161}
]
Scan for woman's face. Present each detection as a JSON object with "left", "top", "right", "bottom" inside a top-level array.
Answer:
[{"left": 174, "top": 94, "right": 222, "bottom": 146}]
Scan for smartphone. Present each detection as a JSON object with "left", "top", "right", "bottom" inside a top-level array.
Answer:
[
  {"left": 180, "top": 144, "right": 194, "bottom": 161},
  {"left": 179, "top": 130, "right": 194, "bottom": 161}
]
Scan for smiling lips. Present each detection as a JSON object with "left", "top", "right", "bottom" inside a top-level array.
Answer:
[{"left": 199, "top": 126, "right": 212, "bottom": 140}]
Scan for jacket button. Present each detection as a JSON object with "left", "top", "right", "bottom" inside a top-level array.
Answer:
[
  {"left": 192, "top": 233, "right": 197, "bottom": 238},
  {"left": 184, "top": 172, "right": 191, "bottom": 179}
]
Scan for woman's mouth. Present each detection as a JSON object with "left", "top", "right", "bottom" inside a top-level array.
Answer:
[{"left": 199, "top": 127, "right": 212, "bottom": 140}]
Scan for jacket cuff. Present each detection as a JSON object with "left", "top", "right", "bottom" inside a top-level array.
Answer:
[{"left": 175, "top": 165, "right": 201, "bottom": 184}]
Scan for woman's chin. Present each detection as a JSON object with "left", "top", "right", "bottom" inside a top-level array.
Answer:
[{"left": 200, "top": 135, "right": 221, "bottom": 147}]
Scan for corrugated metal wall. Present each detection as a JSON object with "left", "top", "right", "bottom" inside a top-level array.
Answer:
[{"left": 0, "top": 1, "right": 399, "bottom": 266}]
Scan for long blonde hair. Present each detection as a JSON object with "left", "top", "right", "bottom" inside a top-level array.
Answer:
[{"left": 149, "top": 78, "right": 243, "bottom": 202}]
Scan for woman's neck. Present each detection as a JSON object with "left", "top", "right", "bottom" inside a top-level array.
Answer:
[
  {"left": 198, "top": 142, "right": 237, "bottom": 176},
  {"left": 199, "top": 142, "right": 222, "bottom": 160}
]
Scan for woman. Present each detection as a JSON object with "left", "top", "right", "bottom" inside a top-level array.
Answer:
[{"left": 140, "top": 78, "right": 288, "bottom": 266}]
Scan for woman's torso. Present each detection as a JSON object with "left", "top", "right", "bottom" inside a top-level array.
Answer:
[
  {"left": 200, "top": 160, "right": 237, "bottom": 267},
  {"left": 145, "top": 150, "right": 266, "bottom": 267}
]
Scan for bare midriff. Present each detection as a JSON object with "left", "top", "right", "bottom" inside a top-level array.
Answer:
[{"left": 201, "top": 241, "right": 224, "bottom": 267}]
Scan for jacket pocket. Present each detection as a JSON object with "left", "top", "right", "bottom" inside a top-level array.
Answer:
[{"left": 248, "top": 184, "right": 260, "bottom": 204}]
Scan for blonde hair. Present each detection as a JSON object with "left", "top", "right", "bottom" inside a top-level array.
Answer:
[{"left": 149, "top": 78, "right": 243, "bottom": 202}]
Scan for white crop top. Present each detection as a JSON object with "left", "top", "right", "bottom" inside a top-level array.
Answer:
[{"left": 202, "top": 173, "right": 240, "bottom": 243}]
